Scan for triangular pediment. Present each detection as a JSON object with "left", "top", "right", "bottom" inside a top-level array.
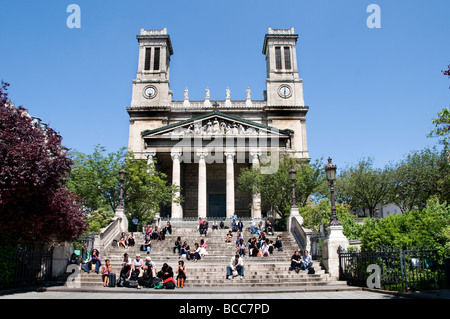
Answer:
[{"left": 141, "top": 111, "right": 291, "bottom": 138}]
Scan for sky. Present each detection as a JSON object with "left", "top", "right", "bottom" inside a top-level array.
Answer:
[{"left": 1, "top": 0, "right": 449, "bottom": 171}]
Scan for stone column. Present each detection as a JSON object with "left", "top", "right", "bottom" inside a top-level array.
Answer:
[
  {"left": 145, "top": 151, "right": 159, "bottom": 221},
  {"left": 225, "top": 151, "right": 235, "bottom": 219},
  {"left": 250, "top": 150, "right": 262, "bottom": 219},
  {"left": 197, "top": 150, "right": 208, "bottom": 219},
  {"left": 171, "top": 150, "right": 183, "bottom": 219},
  {"left": 322, "top": 225, "right": 349, "bottom": 279}
]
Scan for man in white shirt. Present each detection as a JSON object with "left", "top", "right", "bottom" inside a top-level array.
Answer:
[{"left": 226, "top": 254, "right": 244, "bottom": 280}]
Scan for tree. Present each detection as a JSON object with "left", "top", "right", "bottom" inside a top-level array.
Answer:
[
  {"left": 429, "top": 107, "right": 450, "bottom": 150},
  {"left": 238, "top": 155, "right": 326, "bottom": 218},
  {"left": 299, "top": 200, "right": 362, "bottom": 240},
  {"left": 67, "top": 145, "right": 127, "bottom": 213},
  {"left": 360, "top": 196, "right": 450, "bottom": 257},
  {"left": 67, "top": 146, "right": 180, "bottom": 227},
  {"left": 0, "top": 82, "right": 87, "bottom": 242},
  {"left": 336, "top": 158, "right": 391, "bottom": 217},
  {"left": 123, "top": 153, "right": 180, "bottom": 222},
  {"left": 386, "top": 147, "right": 449, "bottom": 212}
]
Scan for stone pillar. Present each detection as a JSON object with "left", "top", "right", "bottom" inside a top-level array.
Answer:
[
  {"left": 145, "top": 151, "right": 159, "bottom": 220},
  {"left": 197, "top": 150, "right": 208, "bottom": 219},
  {"left": 322, "top": 225, "right": 349, "bottom": 279},
  {"left": 171, "top": 150, "right": 183, "bottom": 219},
  {"left": 225, "top": 151, "right": 235, "bottom": 218},
  {"left": 250, "top": 150, "right": 262, "bottom": 219}
]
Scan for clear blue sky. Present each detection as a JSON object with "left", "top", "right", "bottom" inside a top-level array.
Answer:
[{"left": 1, "top": 0, "right": 449, "bottom": 171}]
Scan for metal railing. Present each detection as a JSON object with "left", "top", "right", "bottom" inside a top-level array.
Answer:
[
  {"left": 0, "top": 246, "right": 54, "bottom": 290},
  {"left": 338, "top": 246, "right": 446, "bottom": 291}
]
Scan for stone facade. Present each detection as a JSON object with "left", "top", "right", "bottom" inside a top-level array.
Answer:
[{"left": 127, "top": 27, "right": 309, "bottom": 219}]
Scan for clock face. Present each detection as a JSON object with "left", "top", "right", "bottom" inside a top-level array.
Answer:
[
  {"left": 278, "top": 85, "right": 292, "bottom": 99},
  {"left": 143, "top": 86, "right": 157, "bottom": 99}
]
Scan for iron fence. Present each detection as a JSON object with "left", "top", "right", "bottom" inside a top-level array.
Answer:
[
  {"left": 0, "top": 246, "right": 54, "bottom": 290},
  {"left": 338, "top": 246, "right": 446, "bottom": 291}
]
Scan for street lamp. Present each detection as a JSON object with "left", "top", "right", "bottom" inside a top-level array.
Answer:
[
  {"left": 289, "top": 166, "right": 298, "bottom": 209},
  {"left": 324, "top": 157, "right": 341, "bottom": 226},
  {"left": 117, "top": 168, "right": 127, "bottom": 209}
]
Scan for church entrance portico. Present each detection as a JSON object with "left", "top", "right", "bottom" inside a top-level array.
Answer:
[{"left": 127, "top": 28, "right": 310, "bottom": 221}]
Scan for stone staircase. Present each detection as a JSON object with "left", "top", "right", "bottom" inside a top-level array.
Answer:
[{"left": 72, "top": 220, "right": 348, "bottom": 289}]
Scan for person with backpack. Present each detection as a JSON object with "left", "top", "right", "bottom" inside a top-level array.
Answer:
[
  {"left": 138, "top": 256, "right": 156, "bottom": 288},
  {"left": 158, "top": 263, "right": 176, "bottom": 289}
]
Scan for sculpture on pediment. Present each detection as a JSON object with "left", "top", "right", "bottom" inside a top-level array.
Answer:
[{"left": 162, "top": 118, "right": 265, "bottom": 137}]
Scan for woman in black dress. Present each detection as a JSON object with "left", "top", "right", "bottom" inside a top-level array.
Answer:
[{"left": 176, "top": 260, "right": 186, "bottom": 288}]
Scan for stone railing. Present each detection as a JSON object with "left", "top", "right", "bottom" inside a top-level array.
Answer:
[
  {"left": 95, "top": 216, "right": 123, "bottom": 255},
  {"left": 170, "top": 100, "right": 266, "bottom": 110},
  {"left": 290, "top": 214, "right": 313, "bottom": 254}
]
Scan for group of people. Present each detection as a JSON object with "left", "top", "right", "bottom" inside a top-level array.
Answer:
[
  {"left": 249, "top": 218, "right": 274, "bottom": 236},
  {"left": 118, "top": 252, "right": 187, "bottom": 289},
  {"left": 290, "top": 250, "right": 314, "bottom": 273},
  {"left": 227, "top": 229, "right": 283, "bottom": 258},
  {"left": 143, "top": 221, "right": 172, "bottom": 240},
  {"left": 173, "top": 236, "right": 208, "bottom": 262}
]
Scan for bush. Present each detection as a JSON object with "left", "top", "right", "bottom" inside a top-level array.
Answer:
[{"left": 360, "top": 197, "right": 450, "bottom": 257}]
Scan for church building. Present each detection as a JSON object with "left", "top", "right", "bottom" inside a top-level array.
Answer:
[{"left": 126, "top": 27, "right": 309, "bottom": 219}]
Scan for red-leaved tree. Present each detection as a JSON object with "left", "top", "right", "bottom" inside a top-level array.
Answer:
[{"left": 0, "top": 82, "right": 87, "bottom": 242}]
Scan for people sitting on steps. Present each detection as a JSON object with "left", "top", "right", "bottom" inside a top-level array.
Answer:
[
  {"left": 226, "top": 254, "right": 244, "bottom": 280},
  {"left": 176, "top": 260, "right": 187, "bottom": 288},
  {"left": 158, "top": 263, "right": 176, "bottom": 289},
  {"left": 119, "top": 232, "right": 128, "bottom": 248},
  {"left": 173, "top": 236, "right": 182, "bottom": 254},
  {"left": 140, "top": 234, "right": 152, "bottom": 254},
  {"left": 274, "top": 235, "right": 283, "bottom": 252},
  {"left": 180, "top": 241, "right": 190, "bottom": 257},
  {"left": 120, "top": 253, "right": 132, "bottom": 279},
  {"left": 301, "top": 250, "right": 314, "bottom": 272},
  {"left": 101, "top": 259, "right": 112, "bottom": 287},
  {"left": 137, "top": 256, "right": 156, "bottom": 288},
  {"left": 290, "top": 250, "right": 302, "bottom": 273},
  {"left": 127, "top": 232, "right": 135, "bottom": 247}
]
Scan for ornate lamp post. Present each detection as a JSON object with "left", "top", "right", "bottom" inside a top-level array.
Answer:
[
  {"left": 289, "top": 166, "right": 298, "bottom": 209},
  {"left": 324, "top": 157, "right": 341, "bottom": 226},
  {"left": 117, "top": 168, "right": 127, "bottom": 209}
]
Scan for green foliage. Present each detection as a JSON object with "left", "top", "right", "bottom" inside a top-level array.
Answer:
[
  {"left": 124, "top": 154, "right": 180, "bottom": 223},
  {"left": 86, "top": 207, "right": 114, "bottom": 233},
  {"left": 360, "top": 197, "right": 450, "bottom": 257},
  {"left": 386, "top": 147, "right": 449, "bottom": 211},
  {"left": 299, "top": 200, "right": 362, "bottom": 240},
  {"left": 237, "top": 155, "right": 326, "bottom": 218},
  {"left": 336, "top": 157, "right": 391, "bottom": 217},
  {"left": 428, "top": 106, "right": 450, "bottom": 148},
  {"left": 67, "top": 145, "right": 127, "bottom": 212},
  {"left": 68, "top": 145, "right": 180, "bottom": 232},
  {"left": 0, "top": 243, "right": 16, "bottom": 286}
]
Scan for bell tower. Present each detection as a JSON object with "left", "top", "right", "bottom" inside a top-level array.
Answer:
[
  {"left": 131, "top": 28, "right": 174, "bottom": 107},
  {"left": 263, "top": 27, "right": 304, "bottom": 107}
]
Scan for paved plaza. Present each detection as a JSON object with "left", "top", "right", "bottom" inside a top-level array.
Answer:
[{"left": 0, "top": 289, "right": 403, "bottom": 299}]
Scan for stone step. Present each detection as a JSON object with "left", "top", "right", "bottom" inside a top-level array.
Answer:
[{"left": 76, "top": 221, "right": 336, "bottom": 290}]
